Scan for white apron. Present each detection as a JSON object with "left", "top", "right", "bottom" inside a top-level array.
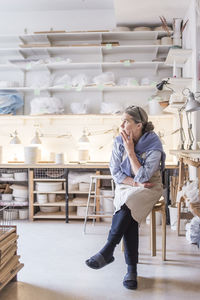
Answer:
[{"left": 113, "top": 170, "right": 163, "bottom": 224}]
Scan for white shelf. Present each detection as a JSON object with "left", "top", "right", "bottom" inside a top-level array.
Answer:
[
  {"left": 165, "top": 49, "right": 192, "bottom": 66},
  {"left": 0, "top": 85, "right": 156, "bottom": 93},
  {"left": 5, "top": 61, "right": 171, "bottom": 71},
  {"left": 162, "top": 77, "right": 193, "bottom": 92},
  {"left": 0, "top": 30, "right": 172, "bottom": 39},
  {"left": 166, "top": 77, "right": 193, "bottom": 85},
  {"left": 0, "top": 44, "right": 171, "bottom": 55},
  {"left": 19, "top": 30, "right": 172, "bottom": 42}
]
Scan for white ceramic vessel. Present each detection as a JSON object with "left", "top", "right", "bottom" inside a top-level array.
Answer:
[
  {"left": 1, "top": 194, "right": 13, "bottom": 201},
  {"left": 14, "top": 172, "right": 28, "bottom": 181},
  {"left": 36, "top": 182, "right": 62, "bottom": 192}
]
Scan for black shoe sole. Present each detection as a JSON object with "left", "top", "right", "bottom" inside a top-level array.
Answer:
[
  {"left": 123, "top": 280, "right": 138, "bottom": 290},
  {"left": 85, "top": 256, "right": 115, "bottom": 270}
]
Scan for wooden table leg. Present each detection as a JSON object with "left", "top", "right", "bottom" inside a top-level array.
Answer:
[
  {"left": 150, "top": 209, "right": 156, "bottom": 256},
  {"left": 162, "top": 206, "right": 166, "bottom": 261}
]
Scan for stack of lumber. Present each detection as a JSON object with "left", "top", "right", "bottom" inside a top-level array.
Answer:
[{"left": 0, "top": 226, "right": 23, "bottom": 291}]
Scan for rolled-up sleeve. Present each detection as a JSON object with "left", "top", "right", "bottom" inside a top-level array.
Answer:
[
  {"left": 134, "top": 150, "right": 161, "bottom": 183},
  {"left": 109, "top": 140, "right": 127, "bottom": 184}
]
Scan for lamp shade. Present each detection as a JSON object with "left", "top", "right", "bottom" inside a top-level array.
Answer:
[
  {"left": 10, "top": 131, "right": 21, "bottom": 144},
  {"left": 78, "top": 130, "right": 89, "bottom": 143},
  {"left": 184, "top": 91, "right": 200, "bottom": 112},
  {"left": 10, "top": 136, "right": 21, "bottom": 144},
  {"left": 31, "top": 131, "right": 42, "bottom": 144}
]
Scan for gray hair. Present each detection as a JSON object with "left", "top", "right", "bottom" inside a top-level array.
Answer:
[{"left": 125, "top": 105, "right": 154, "bottom": 133}]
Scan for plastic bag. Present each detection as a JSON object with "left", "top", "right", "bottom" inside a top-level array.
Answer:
[
  {"left": 117, "top": 77, "right": 139, "bottom": 86},
  {"left": 186, "top": 216, "right": 200, "bottom": 247},
  {"left": 29, "top": 72, "right": 50, "bottom": 88},
  {"left": 30, "top": 97, "right": 64, "bottom": 115},
  {"left": 100, "top": 102, "right": 123, "bottom": 114},
  {"left": 70, "top": 100, "right": 89, "bottom": 114},
  {"left": 93, "top": 72, "right": 115, "bottom": 85},
  {"left": 71, "top": 74, "right": 89, "bottom": 87},
  {"left": 176, "top": 180, "right": 200, "bottom": 204},
  {"left": 0, "top": 93, "right": 23, "bottom": 114},
  {"left": 68, "top": 171, "right": 95, "bottom": 184},
  {"left": 52, "top": 74, "right": 71, "bottom": 87}
]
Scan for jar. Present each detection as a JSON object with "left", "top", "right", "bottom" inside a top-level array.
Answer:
[{"left": 148, "top": 97, "right": 163, "bottom": 115}]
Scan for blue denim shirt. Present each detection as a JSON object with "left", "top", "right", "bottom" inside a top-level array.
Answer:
[{"left": 109, "top": 135, "right": 163, "bottom": 184}]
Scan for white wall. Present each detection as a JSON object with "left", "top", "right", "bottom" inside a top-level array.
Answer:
[
  {"left": 0, "top": 10, "right": 116, "bottom": 34},
  {"left": 183, "top": 0, "right": 199, "bottom": 150}
]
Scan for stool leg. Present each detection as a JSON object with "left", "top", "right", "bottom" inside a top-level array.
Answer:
[
  {"left": 83, "top": 178, "right": 93, "bottom": 234},
  {"left": 150, "top": 209, "right": 156, "bottom": 256},
  {"left": 162, "top": 207, "right": 166, "bottom": 261}
]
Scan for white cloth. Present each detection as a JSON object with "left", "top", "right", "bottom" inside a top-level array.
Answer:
[{"left": 113, "top": 171, "right": 163, "bottom": 223}]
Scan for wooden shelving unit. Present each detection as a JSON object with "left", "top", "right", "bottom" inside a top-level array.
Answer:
[
  {"left": 30, "top": 168, "right": 67, "bottom": 221},
  {"left": 0, "top": 169, "right": 29, "bottom": 221}
]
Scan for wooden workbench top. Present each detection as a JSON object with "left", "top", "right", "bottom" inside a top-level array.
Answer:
[
  {"left": 0, "top": 162, "right": 177, "bottom": 169},
  {"left": 0, "top": 162, "right": 110, "bottom": 169}
]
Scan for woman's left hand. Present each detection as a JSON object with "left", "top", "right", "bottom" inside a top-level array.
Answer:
[{"left": 120, "top": 130, "right": 135, "bottom": 156}]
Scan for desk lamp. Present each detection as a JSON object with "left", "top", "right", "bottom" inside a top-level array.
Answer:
[{"left": 180, "top": 88, "right": 200, "bottom": 150}]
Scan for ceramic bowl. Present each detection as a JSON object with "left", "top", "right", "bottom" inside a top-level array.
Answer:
[{"left": 36, "top": 182, "right": 62, "bottom": 192}]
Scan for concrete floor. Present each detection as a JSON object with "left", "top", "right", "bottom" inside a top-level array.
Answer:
[{"left": 0, "top": 220, "right": 200, "bottom": 300}]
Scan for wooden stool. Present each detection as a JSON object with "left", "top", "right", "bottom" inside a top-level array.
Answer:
[
  {"left": 121, "top": 196, "right": 166, "bottom": 261},
  {"left": 150, "top": 196, "right": 166, "bottom": 261}
]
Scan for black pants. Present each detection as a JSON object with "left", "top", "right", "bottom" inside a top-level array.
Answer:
[{"left": 108, "top": 204, "right": 138, "bottom": 265}]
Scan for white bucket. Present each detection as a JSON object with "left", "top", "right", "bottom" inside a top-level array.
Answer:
[
  {"left": 148, "top": 99, "right": 163, "bottom": 115},
  {"left": 55, "top": 153, "right": 64, "bottom": 164},
  {"left": 100, "top": 189, "right": 114, "bottom": 222},
  {"left": 77, "top": 206, "right": 93, "bottom": 217},
  {"left": 19, "top": 208, "right": 29, "bottom": 220},
  {"left": 37, "top": 194, "right": 48, "bottom": 204},
  {"left": 168, "top": 205, "right": 178, "bottom": 230},
  {"left": 24, "top": 146, "right": 38, "bottom": 164},
  {"left": 146, "top": 211, "right": 162, "bottom": 225}
]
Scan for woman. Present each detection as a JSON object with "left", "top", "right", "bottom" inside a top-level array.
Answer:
[{"left": 85, "top": 105, "right": 165, "bottom": 290}]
